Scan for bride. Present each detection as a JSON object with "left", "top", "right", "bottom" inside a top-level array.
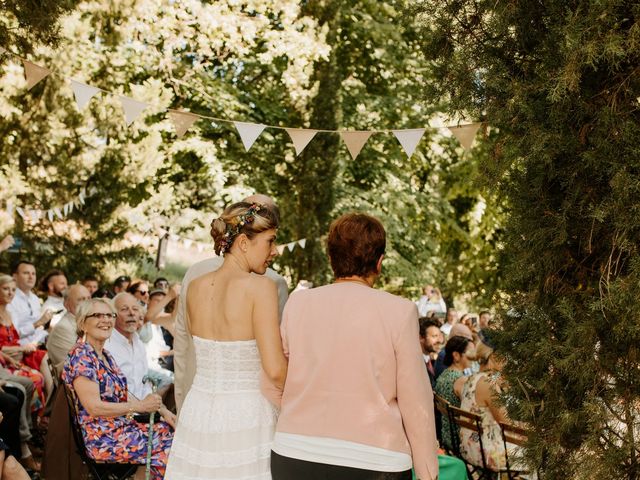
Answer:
[{"left": 165, "top": 202, "right": 287, "bottom": 479}]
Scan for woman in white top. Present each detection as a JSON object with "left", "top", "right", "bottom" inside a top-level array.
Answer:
[{"left": 165, "top": 202, "right": 287, "bottom": 480}]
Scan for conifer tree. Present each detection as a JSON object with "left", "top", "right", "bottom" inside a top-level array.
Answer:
[{"left": 413, "top": 1, "right": 640, "bottom": 477}]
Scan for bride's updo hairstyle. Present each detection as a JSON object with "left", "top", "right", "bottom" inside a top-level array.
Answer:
[{"left": 210, "top": 202, "right": 279, "bottom": 256}]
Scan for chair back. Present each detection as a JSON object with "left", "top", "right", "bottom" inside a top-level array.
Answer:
[
  {"left": 499, "top": 421, "right": 531, "bottom": 478},
  {"left": 46, "top": 355, "right": 60, "bottom": 388},
  {"left": 433, "top": 393, "right": 450, "bottom": 416},
  {"left": 449, "top": 405, "right": 489, "bottom": 472},
  {"left": 62, "top": 383, "right": 90, "bottom": 459}
]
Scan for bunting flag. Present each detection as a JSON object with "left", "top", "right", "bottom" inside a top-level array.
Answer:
[
  {"left": 22, "top": 60, "right": 51, "bottom": 90},
  {"left": 448, "top": 122, "right": 482, "bottom": 151},
  {"left": 285, "top": 128, "right": 318, "bottom": 156},
  {"left": 276, "top": 245, "right": 286, "bottom": 255},
  {"left": 119, "top": 95, "right": 148, "bottom": 126},
  {"left": 340, "top": 131, "right": 373, "bottom": 160},
  {"left": 287, "top": 242, "right": 296, "bottom": 252},
  {"left": 15, "top": 207, "right": 25, "bottom": 219},
  {"left": 182, "top": 239, "right": 193, "bottom": 249},
  {"left": 234, "top": 121, "right": 266, "bottom": 151},
  {"left": 298, "top": 238, "right": 307, "bottom": 248},
  {"left": 70, "top": 80, "right": 101, "bottom": 110},
  {"left": 393, "top": 128, "right": 426, "bottom": 158},
  {"left": 168, "top": 110, "right": 200, "bottom": 138},
  {"left": 47, "top": 210, "right": 54, "bottom": 222}
]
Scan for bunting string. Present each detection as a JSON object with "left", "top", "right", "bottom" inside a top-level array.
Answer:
[{"left": 1, "top": 48, "right": 483, "bottom": 159}]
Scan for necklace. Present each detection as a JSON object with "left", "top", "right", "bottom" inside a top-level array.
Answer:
[{"left": 335, "top": 277, "right": 372, "bottom": 288}]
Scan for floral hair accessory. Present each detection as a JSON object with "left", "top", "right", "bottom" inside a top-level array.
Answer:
[{"left": 218, "top": 203, "right": 263, "bottom": 254}]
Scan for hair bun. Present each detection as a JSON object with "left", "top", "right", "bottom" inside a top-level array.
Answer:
[{"left": 210, "top": 217, "right": 228, "bottom": 255}]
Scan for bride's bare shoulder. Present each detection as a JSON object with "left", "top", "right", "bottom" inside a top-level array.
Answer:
[{"left": 188, "top": 271, "right": 216, "bottom": 292}]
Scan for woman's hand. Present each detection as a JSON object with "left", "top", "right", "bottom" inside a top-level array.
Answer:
[
  {"left": 22, "top": 344, "right": 37, "bottom": 353},
  {"left": 138, "top": 393, "right": 163, "bottom": 413},
  {"left": 159, "top": 406, "right": 177, "bottom": 429}
]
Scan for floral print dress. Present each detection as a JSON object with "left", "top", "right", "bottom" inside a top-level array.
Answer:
[
  {"left": 62, "top": 340, "right": 173, "bottom": 480},
  {"left": 434, "top": 367, "right": 464, "bottom": 450},
  {"left": 459, "top": 371, "right": 505, "bottom": 470}
]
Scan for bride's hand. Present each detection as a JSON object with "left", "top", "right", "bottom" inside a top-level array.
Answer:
[{"left": 159, "top": 406, "right": 176, "bottom": 428}]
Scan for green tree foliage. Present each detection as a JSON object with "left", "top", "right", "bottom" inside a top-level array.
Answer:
[{"left": 413, "top": 1, "right": 640, "bottom": 477}]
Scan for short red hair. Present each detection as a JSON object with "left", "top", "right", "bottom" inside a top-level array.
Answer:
[{"left": 327, "top": 213, "right": 386, "bottom": 278}]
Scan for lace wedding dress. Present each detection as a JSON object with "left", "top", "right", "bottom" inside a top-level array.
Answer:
[{"left": 165, "top": 337, "right": 279, "bottom": 479}]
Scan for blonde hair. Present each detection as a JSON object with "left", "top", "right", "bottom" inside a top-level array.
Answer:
[
  {"left": 475, "top": 341, "right": 495, "bottom": 365},
  {"left": 0, "top": 274, "right": 14, "bottom": 288},
  {"left": 210, "top": 202, "right": 279, "bottom": 255},
  {"left": 75, "top": 298, "right": 116, "bottom": 337}
]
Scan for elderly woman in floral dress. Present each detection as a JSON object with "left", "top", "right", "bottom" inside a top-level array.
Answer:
[{"left": 62, "top": 298, "right": 174, "bottom": 480}]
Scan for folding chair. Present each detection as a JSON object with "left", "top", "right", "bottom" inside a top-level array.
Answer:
[
  {"left": 433, "top": 393, "right": 458, "bottom": 456},
  {"left": 62, "top": 384, "right": 139, "bottom": 480},
  {"left": 449, "top": 404, "right": 493, "bottom": 480},
  {"left": 499, "top": 421, "right": 532, "bottom": 480}
]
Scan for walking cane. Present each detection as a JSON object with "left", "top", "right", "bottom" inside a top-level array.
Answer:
[{"left": 143, "top": 376, "right": 160, "bottom": 480}]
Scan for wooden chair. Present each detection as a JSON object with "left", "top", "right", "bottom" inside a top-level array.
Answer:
[
  {"left": 499, "top": 421, "right": 532, "bottom": 480},
  {"left": 433, "top": 393, "right": 459, "bottom": 456},
  {"left": 449, "top": 405, "right": 492, "bottom": 480},
  {"left": 62, "top": 383, "right": 139, "bottom": 480}
]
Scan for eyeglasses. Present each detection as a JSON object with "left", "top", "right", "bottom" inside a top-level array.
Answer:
[
  {"left": 86, "top": 312, "right": 117, "bottom": 320},
  {"left": 136, "top": 290, "right": 149, "bottom": 296}
]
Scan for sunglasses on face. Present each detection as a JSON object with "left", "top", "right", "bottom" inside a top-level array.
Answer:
[
  {"left": 86, "top": 312, "right": 117, "bottom": 320},
  {"left": 136, "top": 290, "right": 149, "bottom": 295}
]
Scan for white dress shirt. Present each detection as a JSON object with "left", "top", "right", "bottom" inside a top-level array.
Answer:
[
  {"left": 42, "top": 296, "right": 65, "bottom": 328},
  {"left": 7, "top": 289, "right": 47, "bottom": 345},
  {"left": 105, "top": 329, "right": 152, "bottom": 400}
]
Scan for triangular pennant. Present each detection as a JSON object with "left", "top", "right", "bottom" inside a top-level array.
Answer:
[
  {"left": 70, "top": 80, "right": 100, "bottom": 110},
  {"left": 285, "top": 128, "right": 318, "bottom": 155},
  {"left": 53, "top": 207, "right": 63, "bottom": 219},
  {"left": 47, "top": 210, "right": 54, "bottom": 222},
  {"left": 276, "top": 245, "right": 286, "bottom": 255},
  {"left": 298, "top": 238, "right": 307, "bottom": 248},
  {"left": 78, "top": 191, "right": 86, "bottom": 205},
  {"left": 119, "top": 95, "right": 148, "bottom": 126},
  {"left": 169, "top": 234, "right": 179, "bottom": 242},
  {"left": 28, "top": 209, "right": 39, "bottom": 221},
  {"left": 287, "top": 242, "right": 296, "bottom": 252},
  {"left": 340, "top": 131, "right": 373, "bottom": 160},
  {"left": 448, "top": 123, "right": 482, "bottom": 151},
  {"left": 183, "top": 239, "right": 193, "bottom": 249},
  {"left": 233, "top": 122, "right": 266, "bottom": 151},
  {"left": 392, "top": 128, "right": 426, "bottom": 158},
  {"left": 196, "top": 243, "right": 205, "bottom": 253},
  {"left": 15, "top": 207, "right": 25, "bottom": 219},
  {"left": 168, "top": 110, "right": 200, "bottom": 138},
  {"left": 22, "top": 60, "right": 50, "bottom": 90}
]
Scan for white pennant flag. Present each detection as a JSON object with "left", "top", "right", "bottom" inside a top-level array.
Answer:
[
  {"left": 15, "top": 207, "right": 25, "bottom": 219},
  {"left": 28, "top": 209, "right": 39, "bottom": 221},
  {"left": 53, "top": 207, "right": 63, "bottom": 219},
  {"left": 276, "top": 245, "right": 286, "bottom": 256},
  {"left": 22, "top": 60, "right": 51, "bottom": 90},
  {"left": 340, "top": 131, "right": 373, "bottom": 160},
  {"left": 285, "top": 128, "right": 318, "bottom": 155},
  {"left": 196, "top": 243, "right": 205, "bottom": 253},
  {"left": 233, "top": 122, "right": 266, "bottom": 151},
  {"left": 70, "top": 80, "right": 100, "bottom": 110},
  {"left": 298, "top": 239, "right": 307, "bottom": 248},
  {"left": 63, "top": 203, "right": 70, "bottom": 216},
  {"left": 119, "top": 95, "right": 148, "bottom": 126},
  {"left": 47, "top": 210, "right": 54, "bottom": 222},
  {"left": 168, "top": 110, "right": 200, "bottom": 138},
  {"left": 78, "top": 191, "right": 86, "bottom": 205},
  {"left": 183, "top": 239, "right": 193, "bottom": 249},
  {"left": 287, "top": 242, "right": 296, "bottom": 252},
  {"left": 448, "top": 123, "right": 482, "bottom": 151},
  {"left": 393, "top": 128, "right": 426, "bottom": 158}
]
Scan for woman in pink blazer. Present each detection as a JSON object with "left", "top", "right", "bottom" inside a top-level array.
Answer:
[{"left": 264, "top": 213, "right": 439, "bottom": 480}]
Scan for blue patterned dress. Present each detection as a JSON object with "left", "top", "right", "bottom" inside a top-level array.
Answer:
[{"left": 62, "top": 340, "right": 173, "bottom": 479}]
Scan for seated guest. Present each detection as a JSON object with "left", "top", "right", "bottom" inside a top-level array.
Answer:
[
  {"left": 435, "top": 323, "right": 475, "bottom": 379},
  {"left": 434, "top": 335, "right": 475, "bottom": 451},
  {"left": 40, "top": 269, "right": 68, "bottom": 328},
  {"left": 0, "top": 275, "right": 50, "bottom": 408},
  {"left": 46, "top": 284, "right": 91, "bottom": 376},
  {"left": 62, "top": 298, "right": 174, "bottom": 480},
  {"left": 0, "top": 367, "right": 35, "bottom": 469},
  {"left": 459, "top": 341, "right": 517, "bottom": 471},
  {"left": 153, "top": 278, "right": 169, "bottom": 292},
  {"left": 81, "top": 276, "right": 100, "bottom": 297},
  {"left": 419, "top": 317, "right": 444, "bottom": 389},
  {"left": 7, "top": 261, "right": 51, "bottom": 346},
  {"left": 0, "top": 407, "right": 31, "bottom": 479},
  {"left": 265, "top": 213, "right": 438, "bottom": 480},
  {"left": 112, "top": 275, "right": 131, "bottom": 295},
  {"left": 127, "top": 281, "right": 150, "bottom": 308}
]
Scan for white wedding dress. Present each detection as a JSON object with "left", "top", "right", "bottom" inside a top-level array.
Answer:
[{"left": 165, "top": 336, "right": 278, "bottom": 479}]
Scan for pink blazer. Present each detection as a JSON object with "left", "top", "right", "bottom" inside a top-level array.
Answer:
[{"left": 262, "top": 282, "right": 439, "bottom": 480}]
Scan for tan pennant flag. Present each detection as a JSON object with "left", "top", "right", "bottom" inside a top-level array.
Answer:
[
  {"left": 448, "top": 123, "right": 482, "bottom": 151},
  {"left": 234, "top": 122, "right": 266, "bottom": 151},
  {"left": 276, "top": 245, "right": 286, "bottom": 256},
  {"left": 298, "top": 238, "right": 307, "bottom": 248},
  {"left": 22, "top": 60, "right": 51, "bottom": 90},
  {"left": 287, "top": 242, "right": 296, "bottom": 252},
  {"left": 168, "top": 110, "right": 200, "bottom": 138},
  {"left": 392, "top": 128, "right": 426, "bottom": 158},
  {"left": 70, "top": 80, "right": 100, "bottom": 110},
  {"left": 119, "top": 95, "right": 148, "bottom": 126},
  {"left": 285, "top": 128, "right": 318, "bottom": 155},
  {"left": 340, "top": 131, "right": 373, "bottom": 160}
]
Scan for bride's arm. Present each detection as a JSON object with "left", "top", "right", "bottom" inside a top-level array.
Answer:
[{"left": 252, "top": 277, "right": 287, "bottom": 389}]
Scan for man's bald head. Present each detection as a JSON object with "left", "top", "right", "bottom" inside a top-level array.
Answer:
[
  {"left": 243, "top": 194, "right": 280, "bottom": 222},
  {"left": 64, "top": 284, "right": 91, "bottom": 316}
]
